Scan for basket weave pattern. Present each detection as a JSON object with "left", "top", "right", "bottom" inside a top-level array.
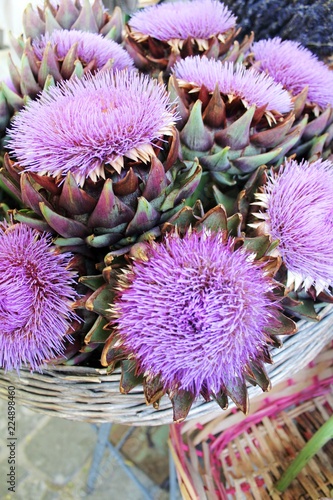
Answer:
[
  {"left": 169, "top": 342, "right": 333, "bottom": 499},
  {"left": 0, "top": 305, "right": 332, "bottom": 425}
]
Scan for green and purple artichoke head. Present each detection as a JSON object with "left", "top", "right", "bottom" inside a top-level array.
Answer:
[
  {"left": 0, "top": 26, "right": 134, "bottom": 135},
  {"left": 249, "top": 37, "right": 333, "bottom": 161},
  {"left": 168, "top": 56, "right": 304, "bottom": 208},
  {"left": 0, "top": 220, "right": 82, "bottom": 372},
  {"left": 251, "top": 157, "right": 333, "bottom": 299},
  {"left": 0, "top": 0, "right": 129, "bottom": 136},
  {"left": 2, "top": 69, "right": 202, "bottom": 252},
  {"left": 95, "top": 205, "right": 297, "bottom": 422},
  {"left": 125, "top": 0, "right": 241, "bottom": 76},
  {"left": 23, "top": 0, "right": 124, "bottom": 42}
]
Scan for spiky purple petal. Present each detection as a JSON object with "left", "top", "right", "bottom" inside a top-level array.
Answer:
[
  {"left": 32, "top": 29, "right": 134, "bottom": 71},
  {"left": 173, "top": 56, "right": 292, "bottom": 113},
  {"left": 252, "top": 37, "right": 333, "bottom": 108},
  {"left": 128, "top": 0, "right": 236, "bottom": 42},
  {"left": 0, "top": 222, "right": 78, "bottom": 372},
  {"left": 259, "top": 158, "right": 333, "bottom": 291},
  {"left": 7, "top": 70, "right": 177, "bottom": 186},
  {"left": 112, "top": 231, "right": 279, "bottom": 397}
]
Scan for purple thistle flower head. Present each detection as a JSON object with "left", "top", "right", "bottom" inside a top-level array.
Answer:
[
  {"left": 8, "top": 70, "right": 177, "bottom": 186},
  {"left": 0, "top": 222, "right": 78, "bottom": 372},
  {"left": 254, "top": 158, "right": 333, "bottom": 293},
  {"left": 128, "top": 0, "right": 237, "bottom": 45},
  {"left": 252, "top": 37, "right": 333, "bottom": 108},
  {"left": 32, "top": 29, "right": 134, "bottom": 72},
  {"left": 111, "top": 230, "right": 279, "bottom": 397},
  {"left": 173, "top": 56, "right": 292, "bottom": 113}
]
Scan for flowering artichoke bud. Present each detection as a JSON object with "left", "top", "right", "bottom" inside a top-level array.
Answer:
[
  {"left": 0, "top": 220, "right": 82, "bottom": 372},
  {"left": 90, "top": 205, "right": 297, "bottom": 422},
  {"left": 169, "top": 56, "right": 303, "bottom": 208},
  {"left": 251, "top": 158, "right": 333, "bottom": 301},
  {"left": 22, "top": 0, "right": 124, "bottom": 42},
  {"left": 249, "top": 38, "right": 333, "bottom": 161},
  {"left": 2, "top": 70, "right": 201, "bottom": 252},
  {"left": 125, "top": 0, "right": 247, "bottom": 76},
  {"left": 0, "top": 28, "right": 134, "bottom": 139}
]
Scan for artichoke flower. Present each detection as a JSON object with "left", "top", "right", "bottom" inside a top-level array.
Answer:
[
  {"left": 251, "top": 158, "right": 333, "bottom": 297},
  {"left": 10, "top": 28, "right": 134, "bottom": 96},
  {"left": 169, "top": 56, "right": 302, "bottom": 208},
  {"left": 1, "top": 0, "right": 330, "bottom": 425},
  {"left": 22, "top": 0, "right": 123, "bottom": 42},
  {"left": 0, "top": 220, "right": 80, "bottom": 372},
  {"left": 0, "top": 23, "right": 134, "bottom": 136},
  {"left": 83, "top": 203, "right": 296, "bottom": 422},
  {"left": 125, "top": 0, "right": 248, "bottom": 76},
  {"left": 249, "top": 37, "right": 333, "bottom": 161},
  {"left": 2, "top": 69, "right": 201, "bottom": 252}
]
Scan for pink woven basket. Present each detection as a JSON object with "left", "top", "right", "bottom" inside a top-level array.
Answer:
[{"left": 169, "top": 342, "right": 333, "bottom": 499}]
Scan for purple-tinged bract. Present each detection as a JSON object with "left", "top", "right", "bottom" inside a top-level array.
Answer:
[
  {"left": 173, "top": 56, "right": 292, "bottom": 113},
  {"left": 32, "top": 29, "right": 134, "bottom": 71},
  {"left": 112, "top": 231, "right": 279, "bottom": 397},
  {"left": 0, "top": 222, "right": 78, "bottom": 372},
  {"left": 252, "top": 37, "right": 333, "bottom": 108},
  {"left": 8, "top": 70, "right": 177, "bottom": 186},
  {"left": 255, "top": 158, "right": 333, "bottom": 293},
  {"left": 128, "top": 0, "right": 236, "bottom": 42}
]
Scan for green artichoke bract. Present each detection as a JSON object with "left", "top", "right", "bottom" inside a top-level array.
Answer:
[{"left": 1, "top": 149, "right": 201, "bottom": 252}]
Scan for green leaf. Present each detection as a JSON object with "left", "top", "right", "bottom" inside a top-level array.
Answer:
[{"left": 276, "top": 415, "right": 333, "bottom": 492}]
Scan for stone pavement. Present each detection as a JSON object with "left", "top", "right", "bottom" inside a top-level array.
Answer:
[{"left": 0, "top": 397, "right": 176, "bottom": 500}]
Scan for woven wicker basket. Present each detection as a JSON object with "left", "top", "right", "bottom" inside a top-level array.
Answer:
[
  {"left": 169, "top": 341, "right": 333, "bottom": 499},
  {"left": 0, "top": 305, "right": 332, "bottom": 425}
]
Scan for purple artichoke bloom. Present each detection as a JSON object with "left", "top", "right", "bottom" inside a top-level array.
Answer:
[
  {"left": 32, "top": 29, "right": 134, "bottom": 71},
  {"left": 252, "top": 37, "right": 333, "bottom": 108},
  {"left": 8, "top": 70, "right": 177, "bottom": 186},
  {"left": 253, "top": 158, "right": 333, "bottom": 293},
  {"left": 128, "top": 0, "right": 236, "bottom": 46},
  {"left": 0, "top": 222, "right": 78, "bottom": 372},
  {"left": 111, "top": 231, "right": 279, "bottom": 397},
  {"left": 173, "top": 56, "right": 292, "bottom": 113}
]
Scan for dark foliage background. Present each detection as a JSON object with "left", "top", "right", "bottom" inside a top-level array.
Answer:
[{"left": 220, "top": 0, "right": 333, "bottom": 58}]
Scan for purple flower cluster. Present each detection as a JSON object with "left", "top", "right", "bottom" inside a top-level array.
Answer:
[
  {"left": 112, "top": 231, "right": 279, "bottom": 396},
  {"left": 2, "top": 0, "right": 332, "bottom": 409},
  {"left": 0, "top": 222, "right": 78, "bottom": 372}
]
